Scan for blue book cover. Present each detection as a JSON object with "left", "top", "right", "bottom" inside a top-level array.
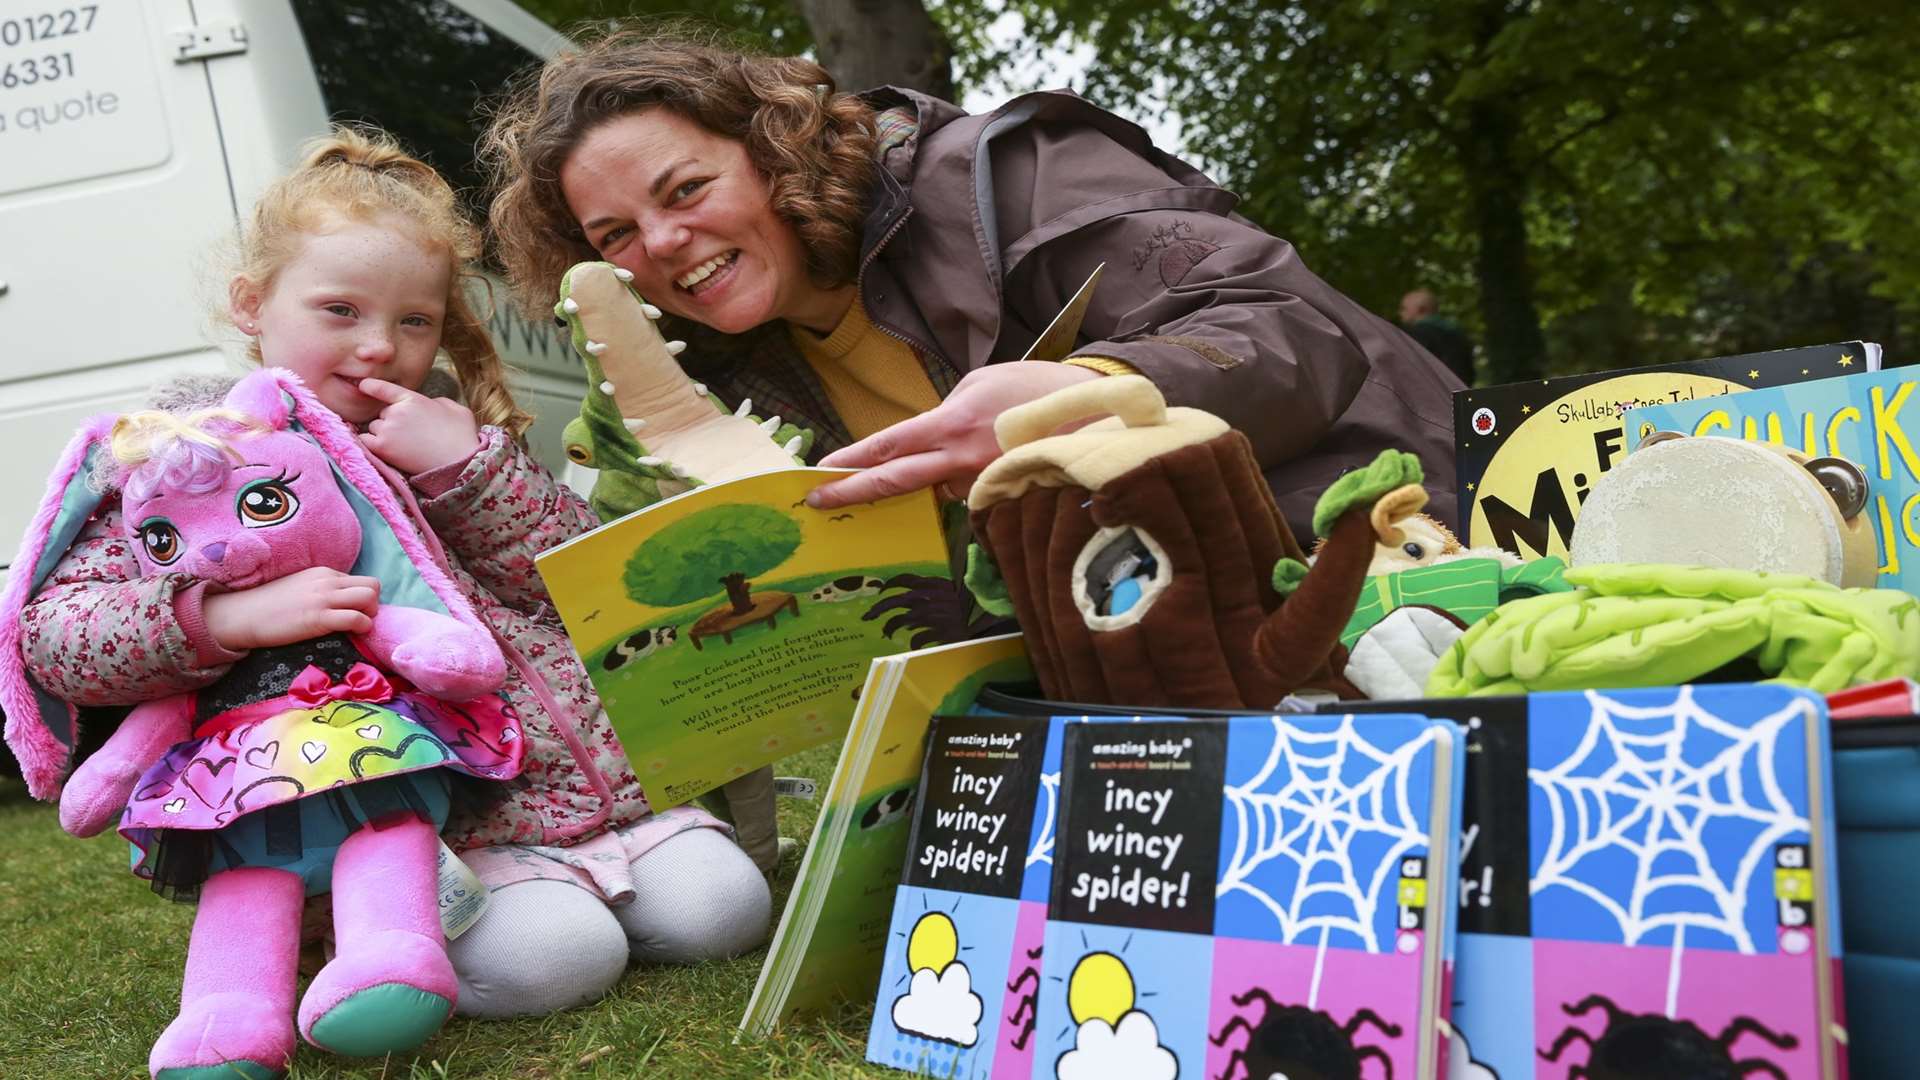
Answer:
[
  {"left": 1625, "top": 365, "right": 1919, "bottom": 589},
  {"left": 1028, "top": 713, "right": 1464, "bottom": 1080},
  {"left": 866, "top": 712, "right": 1071, "bottom": 1079},
  {"left": 1332, "top": 685, "right": 1845, "bottom": 1079}
]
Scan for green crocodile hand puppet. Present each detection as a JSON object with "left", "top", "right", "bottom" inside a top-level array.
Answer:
[
  {"left": 555, "top": 261, "right": 814, "bottom": 523},
  {"left": 553, "top": 261, "right": 816, "bottom": 875}
]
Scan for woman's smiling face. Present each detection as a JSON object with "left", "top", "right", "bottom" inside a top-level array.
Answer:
[{"left": 560, "top": 109, "right": 844, "bottom": 335}]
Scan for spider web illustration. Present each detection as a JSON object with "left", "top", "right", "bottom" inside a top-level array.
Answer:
[
  {"left": 1530, "top": 687, "right": 1809, "bottom": 958},
  {"left": 1024, "top": 772, "right": 1060, "bottom": 873},
  {"left": 1217, "top": 716, "right": 1440, "bottom": 956}
]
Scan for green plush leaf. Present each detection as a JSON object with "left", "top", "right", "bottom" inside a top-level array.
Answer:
[
  {"left": 964, "top": 544, "right": 1015, "bottom": 616},
  {"left": 1311, "top": 450, "right": 1425, "bottom": 537},
  {"left": 1271, "top": 557, "right": 1309, "bottom": 598}
]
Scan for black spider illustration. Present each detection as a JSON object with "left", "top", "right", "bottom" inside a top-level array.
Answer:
[
  {"left": 1004, "top": 946, "right": 1042, "bottom": 1051},
  {"left": 1538, "top": 994, "right": 1797, "bottom": 1080},
  {"left": 1210, "top": 986, "right": 1401, "bottom": 1080}
]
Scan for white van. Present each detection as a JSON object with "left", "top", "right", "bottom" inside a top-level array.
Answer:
[{"left": 0, "top": 0, "right": 588, "bottom": 568}]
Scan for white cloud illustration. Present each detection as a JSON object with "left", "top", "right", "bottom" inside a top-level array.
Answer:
[
  {"left": 1056, "top": 1010, "right": 1177, "bottom": 1080},
  {"left": 891, "top": 962, "right": 983, "bottom": 1046},
  {"left": 1448, "top": 1028, "right": 1498, "bottom": 1080}
]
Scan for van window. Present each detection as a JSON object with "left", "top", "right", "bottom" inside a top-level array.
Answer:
[{"left": 287, "top": 0, "right": 539, "bottom": 210}]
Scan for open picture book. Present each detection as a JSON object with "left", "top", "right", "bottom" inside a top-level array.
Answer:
[{"left": 534, "top": 468, "right": 961, "bottom": 809}]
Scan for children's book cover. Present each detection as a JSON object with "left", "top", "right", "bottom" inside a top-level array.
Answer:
[
  {"left": 1030, "top": 714, "right": 1463, "bottom": 1080},
  {"left": 1455, "top": 341, "right": 1877, "bottom": 559},
  {"left": 866, "top": 711, "right": 1065, "bottom": 1079},
  {"left": 534, "top": 467, "right": 954, "bottom": 808},
  {"left": 1332, "top": 685, "right": 1845, "bottom": 1079},
  {"left": 1626, "top": 364, "right": 1920, "bottom": 591},
  {"left": 742, "top": 634, "right": 1032, "bottom": 1037}
]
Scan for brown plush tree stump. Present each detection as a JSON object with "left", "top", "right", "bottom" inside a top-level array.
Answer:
[{"left": 687, "top": 591, "right": 800, "bottom": 650}]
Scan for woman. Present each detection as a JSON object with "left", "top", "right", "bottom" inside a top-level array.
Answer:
[{"left": 483, "top": 28, "right": 1462, "bottom": 540}]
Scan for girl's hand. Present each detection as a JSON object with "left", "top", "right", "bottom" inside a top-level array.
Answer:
[
  {"left": 356, "top": 376, "right": 482, "bottom": 476},
  {"left": 809, "top": 362, "right": 1103, "bottom": 508},
  {"left": 203, "top": 567, "right": 381, "bottom": 650}
]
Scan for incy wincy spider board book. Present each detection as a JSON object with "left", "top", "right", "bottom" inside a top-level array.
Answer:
[
  {"left": 1331, "top": 684, "right": 1845, "bottom": 1079},
  {"left": 1027, "top": 713, "right": 1465, "bottom": 1080},
  {"left": 865, "top": 710, "right": 1073, "bottom": 1079}
]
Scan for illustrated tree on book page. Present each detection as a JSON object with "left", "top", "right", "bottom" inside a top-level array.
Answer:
[
  {"left": 1527, "top": 687, "right": 1828, "bottom": 1079},
  {"left": 623, "top": 503, "right": 804, "bottom": 650}
]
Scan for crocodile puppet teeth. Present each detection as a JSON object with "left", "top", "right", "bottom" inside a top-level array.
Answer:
[{"left": 554, "top": 260, "right": 815, "bottom": 523}]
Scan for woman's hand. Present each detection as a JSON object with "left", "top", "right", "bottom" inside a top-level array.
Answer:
[
  {"left": 203, "top": 567, "right": 381, "bottom": 650},
  {"left": 356, "top": 377, "right": 482, "bottom": 476},
  {"left": 808, "top": 362, "right": 1103, "bottom": 508}
]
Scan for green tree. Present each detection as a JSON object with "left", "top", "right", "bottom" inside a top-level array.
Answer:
[
  {"left": 521, "top": 0, "right": 953, "bottom": 97},
  {"left": 624, "top": 505, "right": 804, "bottom": 612},
  {"left": 1012, "top": 0, "right": 1920, "bottom": 380}
]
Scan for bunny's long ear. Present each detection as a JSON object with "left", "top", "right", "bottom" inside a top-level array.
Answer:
[
  {"left": 0, "top": 415, "right": 120, "bottom": 799},
  {"left": 251, "top": 368, "right": 497, "bottom": 644}
]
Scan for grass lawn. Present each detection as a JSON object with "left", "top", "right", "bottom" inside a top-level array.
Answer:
[{"left": 0, "top": 741, "right": 903, "bottom": 1080}]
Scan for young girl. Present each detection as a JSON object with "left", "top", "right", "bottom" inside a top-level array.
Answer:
[{"left": 19, "top": 128, "right": 771, "bottom": 1047}]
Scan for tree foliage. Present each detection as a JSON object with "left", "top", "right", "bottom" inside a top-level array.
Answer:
[
  {"left": 624, "top": 505, "right": 803, "bottom": 608},
  {"left": 1007, "top": 0, "right": 1920, "bottom": 379}
]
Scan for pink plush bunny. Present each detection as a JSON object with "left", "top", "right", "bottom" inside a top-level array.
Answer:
[{"left": 9, "top": 370, "right": 522, "bottom": 1078}]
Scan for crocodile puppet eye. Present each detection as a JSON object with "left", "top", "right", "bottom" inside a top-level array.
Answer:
[
  {"left": 565, "top": 443, "right": 592, "bottom": 465},
  {"left": 1804, "top": 457, "right": 1869, "bottom": 520},
  {"left": 236, "top": 478, "right": 300, "bottom": 528},
  {"left": 1073, "top": 524, "right": 1173, "bottom": 630},
  {"left": 138, "top": 518, "right": 183, "bottom": 565}
]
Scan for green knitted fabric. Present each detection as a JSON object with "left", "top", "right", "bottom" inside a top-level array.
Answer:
[{"left": 1426, "top": 563, "right": 1920, "bottom": 696}]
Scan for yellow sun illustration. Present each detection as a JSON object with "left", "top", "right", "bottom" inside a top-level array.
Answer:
[
  {"left": 1066, "top": 951, "right": 1135, "bottom": 1028},
  {"left": 906, "top": 911, "right": 958, "bottom": 974}
]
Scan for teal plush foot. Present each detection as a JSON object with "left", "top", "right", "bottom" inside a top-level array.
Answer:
[
  {"left": 148, "top": 990, "right": 293, "bottom": 1080},
  {"left": 302, "top": 983, "right": 452, "bottom": 1058},
  {"left": 296, "top": 929, "right": 456, "bottom": 1056}
]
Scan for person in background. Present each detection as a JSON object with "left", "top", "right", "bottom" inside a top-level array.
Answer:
[
  {"left": 1399, "top": 288, "right": 1476, "bottom": 386},
  {"left": 483, "top": 26, "right": 1465, "bottom": 540}
]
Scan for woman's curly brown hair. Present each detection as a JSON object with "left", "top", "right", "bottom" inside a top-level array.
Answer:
[{"left": 481, "top": 24, "right": 879, "bottom": 319}]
